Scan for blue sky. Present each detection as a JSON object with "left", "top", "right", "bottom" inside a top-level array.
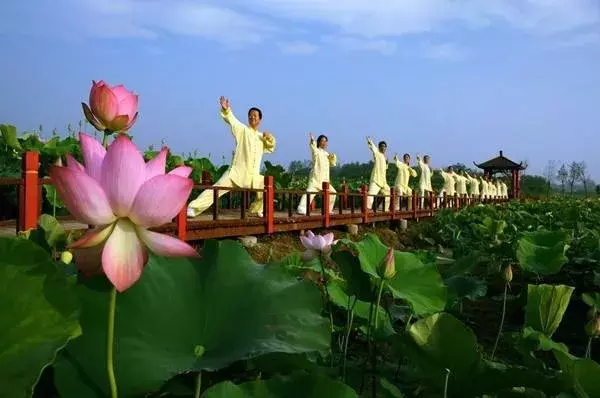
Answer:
[{"left": 1, "top": 0, "right": 599, "bottom": 179}]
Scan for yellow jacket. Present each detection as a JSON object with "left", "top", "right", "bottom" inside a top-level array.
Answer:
[
  {"left": 221, "top": 108, "right": 275, "bottom": 188},
  {"left": 480, "top": 178, "right": 488, "bottom": 196},
  {"left": 368, "top": 139, "right": 388, "bottom": 188},
  {"left": 467, "top": 175, "right": 480, "bottom": 195},
  {"left": 393, "top": 156, "right": 417, "bottom": 190},
  {"left": 440, "top": 171, "right": 457, "bottom": 195},
  {"left": 417, "top": 157, "right": 432, "bottom": 191},
  {"left": 308, "top": 138, "right": 336, "bottom": 186},
  {"left": 455, "top": 174, "right": 469, "bottom": 195}
]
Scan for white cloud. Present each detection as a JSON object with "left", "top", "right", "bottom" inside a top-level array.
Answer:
[
  {"left": 421, "top": 42, "right": 468, "bottom": 61},
  {"left": 322, "top": 36, "right": 397, "bottom": 55},
  {"left": 553, "top": 32, "right": 600, "bottom": 48},
  {"left": 3, "top": 0, "right": 599, "bottom": 49},
  {"left": 278, "top": 41, "right": 318, "bottom": 54}
]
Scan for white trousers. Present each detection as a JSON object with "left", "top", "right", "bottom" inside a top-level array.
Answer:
[{"left": 297, "top": 182, "right": 337, "bottom": 215}]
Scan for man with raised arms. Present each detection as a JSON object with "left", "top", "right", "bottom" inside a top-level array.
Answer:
[
  {"left": 465, "top": 171, "right": 480, "bottom": 198},
  {"left": 187, "top": 96, "right": 276, "bottom": 218},
  {"left": 437, "top": 166, "right": 458, "bottom": 205},
  {"left": 480, "top": 175, "right": 489, "bottom": 200},
  {"left": 393, "top": 153, "right": 417, "bottom": 210},
  {"left": 366, "top": 137, "right": 391, "bottom": 211},
  {"left": 455, "top": 170, "right": 469, "bottom": 198},
  {"left": 297, "top": 133, "right": 337, "bottom": 215},
  {"left": 416, "top": 154, "right": 433, "bottom": 207}
]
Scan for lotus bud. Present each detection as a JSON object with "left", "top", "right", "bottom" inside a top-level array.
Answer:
[
  {"left": 584, "top": 315, "right": 600, "bottom": 337},
  {"left": 60, "top": 251, "right": 73, "bottom": 265},
  {"left": 380, "top": 247, "right": 396, "bottom": 280},
  {"left": 82, "top": 80, "right": 138, "bottom": 133},
  {"left": 503, "top": 264, "right": 513, "bottom": 283},
  {"left": 587, "top": 307, "right": 598, "bottom": 321}
]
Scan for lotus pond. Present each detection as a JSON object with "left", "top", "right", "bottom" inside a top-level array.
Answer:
[{"left": 2, "top": 197, "right": 600, "bottom": 398}]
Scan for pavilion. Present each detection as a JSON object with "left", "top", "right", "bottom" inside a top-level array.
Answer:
[{"left": 474, "top": 150, "right": 526, "bottom": 198}]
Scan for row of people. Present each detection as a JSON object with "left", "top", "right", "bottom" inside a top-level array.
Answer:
[
  {"left": 186, "top": 97, "right": 508, "bottom": 219},
  {"left": 296, "top": 135, "right": 509, "bottom": 215}
]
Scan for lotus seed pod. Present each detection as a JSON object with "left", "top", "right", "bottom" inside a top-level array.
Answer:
[
  {"left": 60, "top": 251, "right": 73, "bottom": 265},
  {"left": 503, "top": 264, "right": 513, "bottom": 283},
  {"left": 584, "top": 315, "right": 600, "bottom": 337}
]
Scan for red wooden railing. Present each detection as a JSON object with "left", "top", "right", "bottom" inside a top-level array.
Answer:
[{"left": 0, "top": 151, "right": 509, "bottom": 240}]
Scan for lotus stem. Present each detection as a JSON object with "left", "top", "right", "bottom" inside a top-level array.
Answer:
[
  {"left": 194, "top": 371, "right": 202, "bottom": 398},
  {"left": 443, "top": 368, "right": 451, "bottom": 398},
  {"left": 107, "top": 287, "right": 118, "bottom": 398},
  {"left": 373, "top": 280, "right": 385, "bottom": 337},
  {"left": 102, "top": 132, "right": 110, "bottom": 148},
  {"left": 52, "top": 189, "right": 56, "bottom": 218},
  {"left": 342, "top": 297, "right": 357, "bottom": 381},
  {"left": 585, "top": 337, "right": 592, "bottom": 359},
  {"left": 491, "top": 282, "right": 509, "bottom": 360}
]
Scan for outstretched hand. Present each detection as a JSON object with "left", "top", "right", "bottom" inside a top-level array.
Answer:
[
  {"left": 263, "top": 131, "right": 273, "bottom": 141},
  {"left": 219, "top": 96, "right": 230, "bottom": 110},
  {"left": 309, "top": 132, "right": 315, "bottom": 141}
]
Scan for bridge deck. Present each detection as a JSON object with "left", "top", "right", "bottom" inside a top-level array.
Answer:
[{"left": 0, "top": 208, "right": 436, "bottom": 240}]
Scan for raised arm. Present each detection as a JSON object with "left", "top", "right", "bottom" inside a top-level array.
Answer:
[
  {"left": 366, "top": 136, "right": 377, "bottom": 153},
  {"left": 309, "top": 132, "right": 318, "bottom": 157},
  {"left": 394, "top": 154, "right": 402, "bottom": 168},
  {"left": 219, "top": 96, "right": 244, "bottom": 140}
]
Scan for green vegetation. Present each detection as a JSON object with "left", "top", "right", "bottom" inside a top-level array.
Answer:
[{"left": 1, "top": 191, "right": 599, "bottom": 397}]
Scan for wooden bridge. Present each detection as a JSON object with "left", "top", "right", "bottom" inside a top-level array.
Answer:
[{"left": 0, "top": 152, "right": 508, "bottom": 241}]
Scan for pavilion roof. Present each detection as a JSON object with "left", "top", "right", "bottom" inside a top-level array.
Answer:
[{"left": 473, "top": 150, "right": 525, "bottom": 170}]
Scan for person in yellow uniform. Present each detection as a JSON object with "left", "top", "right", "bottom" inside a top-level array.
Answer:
[
  {"left": 187, "top": 96, "right": 276, "bottom": 218},
  {"left": 366, "top": 137, "right": 390, "bottom": 211},
  {"left": 416, "top": 154, "right": 433, "bottom": 207},
  {"left": 480, "top": 175, "right": 489, "bottom": 200},
  {"left": 501, "top": 180, "right": 509, "bottom": 198},
  {"left": 393, "top": 153, "right": 417, "bottom": 210},
  {"left": 487, "top": 176, "right": 497, "bottom": 199},
  {"left": 466, "top": 171, "right": 480, "bottom": 198},
  {"left": 455, "top": 170, "right": 469, "bottom": 198},
  {"left": 495, "top": 179, "right": 503, "bottom": 199},
  {"left": 437, "top": 166, "right": 457, "bottom": 205},
  {"left": 297, "top": 133, "right": 337, "bottom": 215}
]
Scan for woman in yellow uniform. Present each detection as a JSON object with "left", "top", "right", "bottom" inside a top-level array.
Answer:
[
  {"left": 297, "top": 133, "right": 337, "bottom": 215},
  {"left": 366, "top": 137, "right": 390, "bottom": 211},
  {"left": 393, "top": 153, "right": 417, "bottom": 210}
]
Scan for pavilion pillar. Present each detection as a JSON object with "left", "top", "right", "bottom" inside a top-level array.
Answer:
[{"left": 511, "top": 170, "right": 518, "bottom": 198}]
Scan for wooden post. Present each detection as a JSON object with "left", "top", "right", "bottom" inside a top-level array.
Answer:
[
  {"left": 412, "top": 190, "right": 417, "bottom": 219},
  {"left": 322, "top": 182, "right": 330, "bottom": 228},
  {"left": 18, "top": 151, "right": 40, "bottom": 234},
  {"left": 389, "top": 187, "right": 396, "bottom": 220},
  {"left": 310, "top": 199, "right": 316, "bottom": 212},
  {"left": 361, "top": 185, "right": 368, "bottom": 224},
  {"left": 175, "top": 206, "right": 187, "bottom": 240},
  {"left": 342, "top": 182, "right": 349, "bottom": 210},
  {"left": 429, "top": 191, "right": 434, "bottom": 217},
  {"left": 264, "top": 176, "right": 275, "bottom": 234}
]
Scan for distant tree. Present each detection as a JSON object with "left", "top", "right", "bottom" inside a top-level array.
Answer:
[
  {"left": 557, "top": 163, "right": 568, "bottom": 194},
  {"left": 568, "top": 161, "right": 584, "bottom": 194},
  {"left": 521, "top": 175, "right": 548, "bottom": 197},
  {"left": 579, "top": 162, "right": 589, "bottom": 197},
  {"left": 543, "top": 160, "right": 557, "bottom": 198}
]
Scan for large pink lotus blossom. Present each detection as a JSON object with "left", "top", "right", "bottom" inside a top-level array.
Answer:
[
  {"left": 82, "top": 80, "right": 139, "bottom": 133},
  {"left": 50, "top": 133, "right": 198, "bottom": 292},
  {"left": 300, "top": 230, "right": 335, "bottom": 261}
]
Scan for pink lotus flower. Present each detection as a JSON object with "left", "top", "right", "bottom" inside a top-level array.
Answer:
[
  {"left": 82, "top": 80, "right": 139, "bottom": 133},
  {"left": 50, "top": 133, "right": 198, "bottom": 292},
  {"left": 300, "top": 230, "right": 335, "bottom": 261}
]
